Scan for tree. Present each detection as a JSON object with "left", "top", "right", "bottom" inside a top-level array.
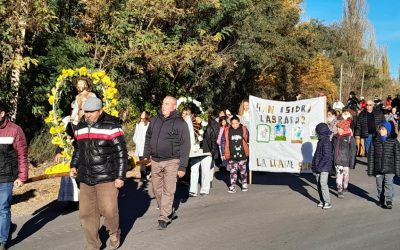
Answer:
[
  {"left": 299, "top": 53, "right": 336, "bottom": 100},
  {"left": 0, "top": 0, "right": 56, "bottom": 119}
]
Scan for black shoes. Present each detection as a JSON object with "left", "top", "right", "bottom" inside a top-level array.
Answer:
[
  {"left": 168, "top": 211, "right": 178, "bottom": 221},
  {"left": 378, "top": 199, "right": 393, "bottom": 209},
  {"left": 158, "top": 220, "right": 168, "bottom": 230},
  {"left": 158, "top": 210, "right": 178, "bottom": 230}
]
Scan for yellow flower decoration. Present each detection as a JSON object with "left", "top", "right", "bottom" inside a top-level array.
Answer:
[
  {"left": 45, "top": 67, "right": 120, "bottom": 175},
  {"left": 48, "top": 94, "right": 55, "bottom": 105},
  {"left": 45, "top": 162, "right": 71, "bottom": 175}
]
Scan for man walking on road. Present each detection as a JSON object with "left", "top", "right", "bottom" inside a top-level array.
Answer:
[
  {"left": 70, "top": 97, "right": 128, "bottom": 250},
  {"left": 143, "top": 96, "right": 190, "bottom": 230},
  {"left": 0, "top": 102, "right": 28, "bottom": 250},
  {"left": 355, "top": 99, "right": 384, "bottom": 155}
]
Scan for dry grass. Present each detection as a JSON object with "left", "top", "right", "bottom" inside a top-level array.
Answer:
[{"left": 12, "top": 164, "right": 61, "bottom": 217}]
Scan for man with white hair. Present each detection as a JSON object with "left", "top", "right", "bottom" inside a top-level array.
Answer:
[
  {"left": 355, "top": 99, "right": 384, "bottom": 155},
  {"left": 143, "top": 96, "right": 190, "bottom": 230}
]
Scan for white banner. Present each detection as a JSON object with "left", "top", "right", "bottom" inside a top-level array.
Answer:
[{"left": 249, "top": 95, "right": 326, "bottom": 173}]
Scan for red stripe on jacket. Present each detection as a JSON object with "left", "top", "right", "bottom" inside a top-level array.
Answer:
[{"left": 75, "top": 131, "right": 124, "bottom": 141}]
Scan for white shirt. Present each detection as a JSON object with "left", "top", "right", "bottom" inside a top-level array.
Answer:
[
  {"left": 240, "top": 110, "right": 250, "bottom": 127},
  {"left": 133, "top": 121, "right": 149, "bottom": 157},
  {"left": 184, "top": 116, "right": 196, "bottom": 147},
  {"left": 332, "top": 101, "right": 345, "bottom": 110}
]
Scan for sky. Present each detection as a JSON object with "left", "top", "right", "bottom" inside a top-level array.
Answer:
[{"left": 301, "top": 0, "right": 400, "bottom": 79}]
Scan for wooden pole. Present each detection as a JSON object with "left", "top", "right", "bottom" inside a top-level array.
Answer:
[
  {"left": 339, "top": 64, "right": 343, "bottom": 102},
  {"left": 25, "top": 172, "right": 69, "bottom": 183}
]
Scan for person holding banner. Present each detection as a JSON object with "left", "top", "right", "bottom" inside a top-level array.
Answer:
[
  {"left": 238, "top": 99, "right": 250, "bottom": 128},
  {"left": 312, "top": 123, "right": 333, "bottom": 209},
  {"left": 221, "top": 116, "right": 249, "bottom": 193}
]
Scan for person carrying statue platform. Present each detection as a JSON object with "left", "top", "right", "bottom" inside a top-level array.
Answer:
[{"left": 70, "top": 97, "right": 128, "bottom": 250}]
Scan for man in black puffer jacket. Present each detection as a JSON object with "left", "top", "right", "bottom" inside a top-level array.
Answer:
[
  {"left": 70, "top": 97, "right": 128, "bottom": 250},
  {"left": 368, "top": 121, "right": 400, "bottom": 209},
  {"left": 355, "top": 99, "right": 384, "bottom": 155}
]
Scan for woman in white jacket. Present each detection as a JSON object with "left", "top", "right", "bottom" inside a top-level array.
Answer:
[{"left": 133, "top": 111, "right": 151, "bottom": 178}]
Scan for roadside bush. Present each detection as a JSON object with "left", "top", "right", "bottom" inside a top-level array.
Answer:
[{"left": 28, "top": 130, "right": 57, "bottom": 167}]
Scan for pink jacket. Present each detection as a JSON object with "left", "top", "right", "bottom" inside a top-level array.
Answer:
[
  {"left": 217, "top": 127, "right": 225, "bottom": 145},
  {"left": 0, "top": 118, "right": 28, "bottom": 182}
]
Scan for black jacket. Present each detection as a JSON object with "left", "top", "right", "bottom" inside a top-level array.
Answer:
[
  {"left": 71, "top": 112, "right": 128, "bottom": 185},
  {"left": 355, "top": 108, "right": 384, "bottom": 138},
  {"left": 201, "top": 119, "right": 219, "bottom": 160},
  {"left": 368, "top": 137, "right": 400, "bottom": 176},
  {"left": 143, "top": 110, "right": 190, "bottom": 170},
  {"left": 332, "top": 134, "right": 356, "bottom": 168}
]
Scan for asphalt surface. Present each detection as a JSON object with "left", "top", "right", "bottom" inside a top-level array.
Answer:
[{"left": 8, "top": 157, "right": 400, "bottom": 250}]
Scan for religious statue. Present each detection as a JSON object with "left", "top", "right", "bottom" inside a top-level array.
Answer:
[{"left": 71, "top": 77, "right": 96, "bottom": 124}]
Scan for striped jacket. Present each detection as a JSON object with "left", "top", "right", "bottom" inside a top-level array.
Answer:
[
  {"left": 71, "top": 112, "right": 128, "bottom": 185},
  {"left": 0, "top": 118, "right": 28, "bottom": 183}
]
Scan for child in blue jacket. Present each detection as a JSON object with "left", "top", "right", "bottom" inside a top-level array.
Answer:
[{"left": 312, "top": 123, "right": 333, "bottom": 209}]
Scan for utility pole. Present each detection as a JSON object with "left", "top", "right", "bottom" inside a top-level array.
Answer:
[
  {"left": 339, "top": 64, "right": 343, "bottom": 102},
  {"left": 360, "top": 70, "right": 365, "bottom": 97}
]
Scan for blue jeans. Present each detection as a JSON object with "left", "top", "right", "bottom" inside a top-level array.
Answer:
[
  {"left": 0, "top": 182, "right": 13, "bottom": 244},
  {"left": 364, "top": 134, "right": 373, "bottom": 155}
]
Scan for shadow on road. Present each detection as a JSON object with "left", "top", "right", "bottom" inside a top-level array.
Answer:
[
  {"left": 394, "top": 176, "right": 400, "bottom": 186},
  {"left": 12, "top": 189, "right": 36, "bottom": 205},
  {"left": 355, "top": 159, "right": 368, "bottom": 166},
  {"left": 111, "top": 179, "right": 152, "bottom": 249},
  {"left": 214, "top": 169, "right": 230, "bottom": 188},
  {"left": 216, "top": 171, "right": 321, "bottom": 204},
  {"left": 347, "top": 182, "right": 377, "bottom": 204},
  {"left": 173, "top": 181, "right": 189, "bottom": 212},
  {"left": 8, "top": 200, "right": 74, "bottom": 248}
]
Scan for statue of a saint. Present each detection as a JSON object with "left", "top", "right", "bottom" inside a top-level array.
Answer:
[{"left": 71, "top": 77, "right": 96, "bottom": 124}]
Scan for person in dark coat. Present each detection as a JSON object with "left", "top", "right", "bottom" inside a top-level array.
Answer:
[
  {"left": 390, "top": 94, "right": 400, "bottom": 109},
  {"left": 355, "top": 100, "right": 384, "bottom": 154},
  {"left": 332, "top": 120, "right": 356, "bottom": 198},
  {"left": 312, "top": 123, "right": 333, "bottom": 209},
  {"left": 368, "top": 121, "right": 400, "bottom": 209},
  {"left": 70, "top": 97, "right": 128, "bottom": 249},
  {"left": 143, "top": 96, "right": 190, "bottom": 230},
  {"left": 347, "top": 91, "right": 359, "bottom": 111}
]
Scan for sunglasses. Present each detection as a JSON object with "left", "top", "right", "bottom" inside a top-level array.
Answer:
[{"left": 367, "top": 104, "right": 374, "bottom": 106}]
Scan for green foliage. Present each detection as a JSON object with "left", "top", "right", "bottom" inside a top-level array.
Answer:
[{"left": 28, "top": 130, "right": 57, "bottom": 165}]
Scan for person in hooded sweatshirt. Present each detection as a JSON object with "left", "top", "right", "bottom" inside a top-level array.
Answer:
[
  {"left": 332, "top": 120, "right": 356, "bottom": 198},
  {"left": 312, "top": 123, "right": 333, "bottom": 209},
  {"left": 368, "top": 121, "right": 400, "bottom": 209}
]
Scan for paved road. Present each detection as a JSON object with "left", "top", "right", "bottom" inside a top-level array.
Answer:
[{"left": 8, "top": 158, "right": 400, "bottom": 250}]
